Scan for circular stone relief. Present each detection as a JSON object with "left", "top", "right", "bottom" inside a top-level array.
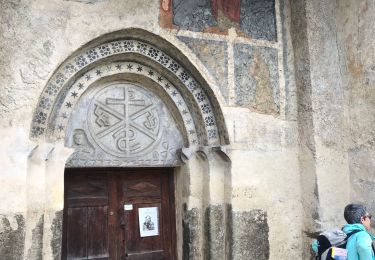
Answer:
[{"left": 88, "top": 83, "right": 163, "bottom": 158}]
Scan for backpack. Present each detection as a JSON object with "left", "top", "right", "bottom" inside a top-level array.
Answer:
[{"left": 316, "top": 229, "right": 360, "bottom": 260}]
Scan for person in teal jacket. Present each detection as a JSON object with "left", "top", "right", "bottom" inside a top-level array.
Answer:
[
  {"left": 342, "top": 204, "right": 375, "bottom": 260},
  {"left": 311, "top": 204, "right": 375, "bottom": 259}
]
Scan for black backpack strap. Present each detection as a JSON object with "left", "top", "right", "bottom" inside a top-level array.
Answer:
[
  {"left": 345, "top": 230, "right": 375, "bottom": 255},
  {"left": 344, "top": 230, "right": 361, "bottom": 241},
  {"left": 336, "top": 230, "right": 362, "bottom": 250},
  {"left": 317, "top": 235, "right": 332, "bottom": 257}
]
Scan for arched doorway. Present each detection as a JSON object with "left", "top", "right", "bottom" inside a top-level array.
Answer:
[{"left": 28, "top": 28, "right": 230, "bottom": 259}]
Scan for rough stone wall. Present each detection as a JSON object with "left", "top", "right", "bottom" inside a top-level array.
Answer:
[
  {"left": 336, "top": 0, "right": 375, "bottom": 227},
  {"left": 303, "top": 0, "right": 351, "bottom": 227},
  {"left": 289, "top": 1, "right": 375, "bottom": 259},
  {"left": 0, "top": 214, "right": 25, "bottom": 260}
]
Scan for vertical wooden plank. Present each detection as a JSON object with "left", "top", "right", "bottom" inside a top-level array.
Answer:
[
  {"left": 168, "top": 169, "right": 177, "bottom": 260},
  {"left": 108, "top": 172, "right": 118, "bottom": 259},
  {"left": 161, "top": 170, "right": 172, "bottom": 259},
  {"left": 87, "top": 206, "right": 109, "bottom": 258},
  {"left": 67, "top": 207, "right": 87, "bottom": 259},
  {"left": 125, "top": 203, "right": 137, "bottom": 253}
]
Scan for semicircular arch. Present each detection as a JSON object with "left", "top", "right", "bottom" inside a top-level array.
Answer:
[{"left": 30, "top": 28, "right": 229, "bottom": 148}]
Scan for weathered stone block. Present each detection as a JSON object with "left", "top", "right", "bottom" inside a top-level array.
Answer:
[
  {"left": 0, "top": 214, "right": 25, "bottom": 260},
  {"left": 240, "top": 0, "right": 277, "bottom": 41},
  {"left": 178, "top": 37, "right": 228, "bottom": 103},
  {"left": 27, "top": 215, "right": 44, "bottom": 260},
  {"left": 173, "top": 0, "right": 217, "bottom": 32},
  {"left": 234, "top": 44, "right": 279, "bottom": 114},
  {"left": 231, "top": 209, "right": 269, "bottom": 260},
  {"left": 51, "top": 211, "right": 63, "bottom": 260},
  {"left": 204, "top": 205, "right": 225, "bottom": 259},
  {"left": 182, "top": 205, "right": 201, "bottom": 260}
]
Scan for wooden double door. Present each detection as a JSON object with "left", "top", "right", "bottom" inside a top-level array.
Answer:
[{"left": 62, "top": 168, "right": 176, "bottom": 260}]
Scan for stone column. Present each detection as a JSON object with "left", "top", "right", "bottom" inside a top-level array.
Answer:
[
  {"left": 43, "top": 142, "right": 72, "bottom": 260},
  {"left": 204, "top": 147, "right": 231, "bottom": 260},
  {"left": 24, "top": 143, "right": 54, "bottom": 259},
  {"left": 24, "top": 141, "right": 72, "bottom": 260},
  {"left": 181, "top": 150, "right": 208, "bottom": 260}
]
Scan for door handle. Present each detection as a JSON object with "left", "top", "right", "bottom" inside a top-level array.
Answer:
[{"left": 120, "top": 215, "right": 126, "bottom": 229}]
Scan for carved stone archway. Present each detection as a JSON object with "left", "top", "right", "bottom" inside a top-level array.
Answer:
[
  {"left": 31, "top": 29, "right": 228, "bottom": 148},
  {"left": 26, "top": 29, "right": 231, "bottom": 260}
]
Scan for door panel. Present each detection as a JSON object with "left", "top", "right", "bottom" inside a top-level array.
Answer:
[
  {"left": 87, "top": 206, "right": 109, "bottom": 258},
  {"left": 121, "top": 203, "right": 163, "bottom": 259},
  {"left": 119, "top": 172, "right": 171, "bottom": 259},
  {"left": 66, "top": 207, "right": 87, "bottom": 258},
  {"left": 63, "top": 168, "right": 176, "bottom": 260},
  {"left": 64, "top": 172, "right": 110, "bottom": 260}
]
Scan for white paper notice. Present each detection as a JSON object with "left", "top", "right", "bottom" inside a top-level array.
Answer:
[
  {"left": 138, "top": 207, "right": 159, "bottom": 237},
  {"left": 124, "top": 204, "right": 133, "bottom": 211}
]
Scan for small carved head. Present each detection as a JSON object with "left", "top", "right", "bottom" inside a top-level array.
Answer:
[{"left": 73, "top": 129, "right": 87, "bottom": 146}]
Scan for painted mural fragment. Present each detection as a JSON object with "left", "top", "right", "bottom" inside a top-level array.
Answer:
[{"left": 160, "top": 0, "right": 277, "bottom": 41}]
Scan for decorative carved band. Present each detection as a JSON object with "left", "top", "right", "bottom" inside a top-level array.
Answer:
[{"left": 31, "top": 39, "right": 222, "bottom": 146}]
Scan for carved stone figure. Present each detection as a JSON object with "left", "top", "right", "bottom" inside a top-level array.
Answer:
[{"left": 71, "top": 129, "right": 94, "bottom": 157}]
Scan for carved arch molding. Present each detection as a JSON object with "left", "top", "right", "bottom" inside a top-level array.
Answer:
[{"left": 30, "top": 29, "right": 229, "bottom": 167}]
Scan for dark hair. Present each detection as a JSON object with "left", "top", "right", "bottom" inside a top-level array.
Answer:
[{"left": 344, "top": 204, "right": 367, "bottom": 224}]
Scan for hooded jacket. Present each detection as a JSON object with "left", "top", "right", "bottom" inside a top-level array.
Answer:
[{"left": 342, "top": 223, "right": 375, "bottom": 260}]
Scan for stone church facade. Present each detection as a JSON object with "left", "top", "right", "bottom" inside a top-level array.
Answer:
[{"left": 0, "top": 0, "right": 374, "bottom": 259}]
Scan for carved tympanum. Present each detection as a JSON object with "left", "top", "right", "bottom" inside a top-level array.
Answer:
[{"left": 88, "top": 83, "right": 162, "bottom": 158}]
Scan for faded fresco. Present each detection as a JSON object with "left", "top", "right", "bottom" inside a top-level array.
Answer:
[{"left": 160, "top": 0, "right": 277, "bottom": 41}]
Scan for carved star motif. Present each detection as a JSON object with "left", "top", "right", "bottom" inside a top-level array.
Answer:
[
  {"left": 165, "top": 83, "right": 171, "bottom": 89},
  {"left": 96, "top": 70, "right": 102, "bottom": 76},
  {"left": 61, "top": 112, "right": 69, "bottom": 119},
  {"left": 127, "top": 64, "right": 133, "bottom": 70},
  {"left": 171, "top": 90, "right": 177, "bottom": 96},
  {"left": 157, "top": 76, "right": 163, "bottom": 82},
  {"left": 148, "top": 70, "right": 154, "bottom": 76},
  {"left": 116, "top": 64, "right": 122, "bottom": 70},
  {"left": 65, "top": 102, "right": 72, "bottom": 108},
  {"left": 78, "top": 83, "right": 84, "bottom": 89},
  {"left": 71, "top": 91, "right": 78, "bottom": 98},
  {"left": 86, "top": 74, "right": 91, "bottom": 81},
  {"left": 137, "top": 66, "right": 143, "bottom": 72}
]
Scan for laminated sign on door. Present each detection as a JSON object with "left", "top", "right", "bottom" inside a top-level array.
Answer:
[{"left": 138, "top": 207, "right": 159, "bottom": 237}]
